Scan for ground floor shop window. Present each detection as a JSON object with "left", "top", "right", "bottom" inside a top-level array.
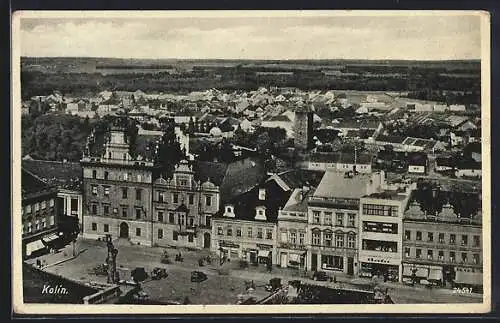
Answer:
[
  {"left": 360, "top": 262, "right": 399, "bottom": 282},
  {"left": 321, "top": 255, "right": 343, "bottom": 271}
]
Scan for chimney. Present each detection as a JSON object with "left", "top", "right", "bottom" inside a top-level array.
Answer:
[
  {"left": 258, "top": 188, "right": 266, "bottom": 200},
  {"left": 223, "top": 205, "right": 235, "bottom": 218},
  {"left": 255, "top": 206, "right": 267, "bottom": 221}
]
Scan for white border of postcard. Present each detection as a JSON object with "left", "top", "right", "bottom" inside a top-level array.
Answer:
[{"left": 11, "top": 10, "right": 491, "bottom": 314}]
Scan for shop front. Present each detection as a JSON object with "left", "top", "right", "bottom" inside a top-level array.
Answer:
[
  {"left": 257, "top": 244, "right": 273, "bottom": 265},
  {"left": 218, "top": 240, "right": 241, "bottom": 262},
  {"left": 24, "top": 239, "right": 47, "bottom": 258},
  {"left": 454, "top": 267, "right": 483, "bottom": 293},
  {"left": 359, "top": 255, "right": 401, "bottom": 282},
  {"left": 402, "top": 263, "right": 444, "bottom": 286},
  {"left": 280, "top": 251, "right": 306, "bottom": 269}
]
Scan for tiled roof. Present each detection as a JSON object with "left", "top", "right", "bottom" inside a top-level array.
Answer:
[
  {"left": 310, "top": 152, "right": 373, "bottom": 165},
  {"left": 273, "top": 169, "right": 325, "bottom": 190},
  {"left": 22, "top": 168, "right": 58, "bottom": 200},
  {"left": 313, "top": 170, "right": 373, "bottom": 199},
  {"left": 22, "top": 160, "right": 82, "bottom": 191}
]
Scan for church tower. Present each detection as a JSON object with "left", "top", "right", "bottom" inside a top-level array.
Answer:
[{"left": 294, "top": 105, "right": 313, "bottom": 150}]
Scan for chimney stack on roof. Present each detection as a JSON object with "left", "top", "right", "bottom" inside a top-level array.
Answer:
[{"left": 258, "top": 188, "right": 266, "bottom": 201}]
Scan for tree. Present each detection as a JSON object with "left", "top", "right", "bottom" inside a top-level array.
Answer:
[
  {"left": 414, "top": 182, "right": 446, "bottom": 217},
  {"left": 219, "top": 138, "right": 235, "bottom": 163},
  {"left": 156, "top": 118, "right": 184, "bottom": 177},
  {"left": 449, "top": 191, "right": 480, "bottom": 220}
]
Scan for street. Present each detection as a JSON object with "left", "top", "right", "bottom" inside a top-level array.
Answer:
[{"left": 25, "top": 237, "right": 483, "bottom": 304}]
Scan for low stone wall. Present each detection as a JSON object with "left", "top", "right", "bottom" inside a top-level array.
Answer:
[{"left": 83, "top": 285, "right": 122, "bottom": 304}]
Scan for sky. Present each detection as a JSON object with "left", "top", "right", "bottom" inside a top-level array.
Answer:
[{"left": 17, "top": 12, "right": 482, "bottom": 60}]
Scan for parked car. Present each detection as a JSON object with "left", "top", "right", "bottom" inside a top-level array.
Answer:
[
  {"left": 131, "top": 267, "right": 148, "bottom": 282},
  {"left": 311, "top": 271, "right": 330, "bottom": 281},
  {"left": 190, "top": 271, "right": 208, "bottom": 283},
  {"left": 151, "top": 267, "right": 168, "bottom": 280}
]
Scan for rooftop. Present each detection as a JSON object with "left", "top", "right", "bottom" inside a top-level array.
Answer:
[
  {"left": 22, "top": 159, "right": 83, "bottom": 191},
  {"left": 313, "top": 170, "right": 376, "bottom": 199},
  {"left": 22, "top": 168, "right": 58, "bottom": 200},
  {"left": 310, "top": 152, "right": 373, "bottom": 165},
  {"left": 282, "top": 187, "right": 315, "bottom": 213}
]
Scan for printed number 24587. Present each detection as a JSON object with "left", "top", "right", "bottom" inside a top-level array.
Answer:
[{"left": 453, "top": 287, "right": 473, "bottom": 294}]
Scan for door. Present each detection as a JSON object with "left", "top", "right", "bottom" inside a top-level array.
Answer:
[
  {"left": 280, "top": 253, "right": 288, "bottom": 268},
  {"left": 203, "top": 232, "right": 211, "bottom": 248},
  {"left": 119, "top": 222, "right": 129, "bottom": 238},
  {"left": 311, "top": 253, "right": 318, "bottom": 271},
  {"left": 347, "top": 257, "right": 354, "bottom": 275}
]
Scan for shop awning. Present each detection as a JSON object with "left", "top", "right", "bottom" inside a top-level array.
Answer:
[
  {"left": 455, "top": 271, "right": 482, "bottom": 286},
  {"left": 428, "top": 268, "right": 443, "bottom": 281},
  {"left": 289, "top": 253, "right": 300, "bottom": 262},
  {"left": 42, "top": 233, "right": 59, "bottom": 243},
  {"left": 403, "top": 266, "right": 413, "bottom": 276},
  {"left": 25, "top": 240, "right": 46, "bottom": 256},
  {"left": 415, "top": 268, "right": 429, "bottom": 278},
  {"left": 258, "top": 250, "right": 271, "bottom": 257}
]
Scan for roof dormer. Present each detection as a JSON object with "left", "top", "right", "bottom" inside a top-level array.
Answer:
[
  {"left": 255, "top": 206, "right": 267, "bottom": 221},
  {"left": 223, "top": 204, "right": 235, "bottom": 218}
]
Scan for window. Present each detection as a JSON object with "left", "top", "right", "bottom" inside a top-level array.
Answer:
[
  {"left": 123, "top": 173, "right": 128, "bottom": 181},
  {"left": 92, "top": 170, "right": 97, "bottom": 179},
  {"left": 217, "top": 226, "right": 223, "bottom": 236},
  {"left": 180, "top": 179, "right": 188, "bottom": 186},
  {"left": 158, "top": 192, "right": 165, "bottom": 202},
  {"left": 405, "top": 247, "right": 410, "bottom": 257},
  {"left": 188, "top": 194, "right": 194, "bottom": 205},
  {"left": 473, "top": 235, "right": 480, "bottom": 247},
  {"left": 299, "top": 232, "right": 305, "bottom": 245},
  {"left": 188, "top": 234, "right": 194, "bottom": 243},
  {"left": 416, "top": 249, "right": 422, "bottom": 259},
  {"left": 41, "top": 218, "right": 46, "bottom": 228},
  {"left": 227, "top": 227, "right": 233, "bottom": 236},
  {"left": 266, "top": 229, "right": 273, "bottom": 240},
  {"left": 158, "top": 228, "right": 163, "bottom": 239},
  {"left": 136, "top": 228, "right": 141, "bottom": 236},
  {"left": 428, "top": 232, "right": 434, "bottom": 242},
  {"left": 281, "top": 232, "right": 287, "bottom": 242},
  {"left": 49, "top": 199, "right": 54, "bottom": 207},
  {"left": 461, "top": 253, "right": 468, "bottom": 263},
  {"left": 41, "top": 201, "right": 46, "bottom": 209},
  {"left": 25, "top": 205, "right": 32, "bottom": 214},
  {"left": 136, "top": 189, "right": 142, "bottom": 201},
  {"left": 438, "top": 233, "right": 445, "bottom": 243},
  {"left": 405, "top": 230, "right": 411, "bottom": 240},
  {"left": 473, "top": 253, "right": 480, "bottom": 264},
  {"left": 312, "top": 231, "right": 321, "bottom": 245},
  {"left": 438, "top": 250, "right": 444, "bottom": 261},
  {"left": 450, "top": 234, "right": 456, "bottom": 245},
  {"left": 122, "top": 208, "right": 128, "bottom": 218},
  {"left": 122, "top": 187, "right": 128, "bottom": 199},
  {"left": 348, "top": 214, "right": 356, "bottom": 227},
  {"left": 103, "top": 205, "right": 110, "bottom": 215},
  {"left": 34, "top": 220, "right": 40, "bottom": 231},
  {"left": 104, "top": 187, "right": 110, "bottom": 197},
  {"left": 257, "top": 228, "right": 263, "bottom": 239},
  {"left": 127, "top": 173, "right": 132, "bottom": 181},
  {"left": 236, "top": 228, "right": 242, "bottom": 237},
  {"left": 206, "top": 216, "right": 211, "bottom": 227},
  {"left": 362, "top": 204, "right": 398, "bottom": 216},
  {"left": 335, "top": 233, "right": 344, "bottom": 248},
  {"left": 324, "top": 232, "right": 332, "bottom": 246},
  {"left": 104, "top": 171, "right": 109, "bottom": 180},
  {"left": 91, "top": 204, "right": 97, "bottom": 215},
  {"left": 136, "top": 209, "right": 142, "bottom": 219},
  {"left": 91, "top": 185, "right": 98, "bottom": 196},
  {"left": 290, "top": 231, "right": 297, "bottom": 244},
  {"left": 324, "top": 212, "right": 332, "bottom": 225},
  {"left": 137, "top": 174, "right": 142, "bottom": 182},
  {"left": 92, "top": 223, "right": 97, "bottom": 231},
  {"left": 189, "top": 218, "right": 194, "bottom": 226},
  {"left": 104, "top": 224, "right": 109, "bottom": 233},
  {"left": 461, "top": 235, "right": 468, "bottom": 246},
  {"left": 173, "top": 193, "right": 179, "bottom": 204},
  {"left": 205, "top": 195, "right": 212, "bottom": 206},
  {"left": 173, "top": 231, "right": 178, "bottom": 241},
  {"left": 427, "top": 250, "right": 433, "bottom": 260},
  {"left": 49, "top": 216, "right": 54, "bottom": 226},
  {"left": 313, "top": 211, "right": 320, "bottom": 224},
  {"left": 336, "top": 213, "right": 344, "bottom": 226},
  {"left": 169, "top": 213, "right": 175, "bottom": 224},
  {"left": 347, "top": 234, "right": 356, "bottom": 248},
  {"left": 247, "top": 228, "right": 253, "bottom": 238},
  {"left": 363, "top": 221, "right": 398, "bottom": 234},
  {"left": 178, "top": 214, "right": 185, "bottom": 225},
  {"left": 450, "top": 251, "right": 456, "bottom": 263},
  {"left": 416, "top": 231, "right": 422, "bottom": 241},
  {"left": 27, "top": 223, "right": 32, "bottom": 233},
  {"left": 158, "top": 212, "right": 164, "bottom": 222}
]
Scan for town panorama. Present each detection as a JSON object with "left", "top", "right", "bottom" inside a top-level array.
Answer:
[{"left": 20, "top": 56, "right": 483, "bottom": 306}]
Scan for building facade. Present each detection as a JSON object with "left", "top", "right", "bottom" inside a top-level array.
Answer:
[
  {"left": 294, "top": 107, "right": 313, "bottom": 150},
  {"left": 402, "top": 195, "right": 483, "bottom": 289},
  {"left": 305, "top": 170, "right": 385, "bottom": 275},
  {"left": 357, "top": 186, "right": 413, "bottom": 283},
  {"left": 152, "top": 160, "right": 220, "bottom": 249},
  {"left": 81, "top": 126, "right": 156, "bottom": 246},
  {"left": 22, "top": 169, "right": 60, "bottom": 258}
]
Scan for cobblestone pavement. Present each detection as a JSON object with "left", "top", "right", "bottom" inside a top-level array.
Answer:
[{"left": 26, "top": 237, "right": 483, "bottom": 304}]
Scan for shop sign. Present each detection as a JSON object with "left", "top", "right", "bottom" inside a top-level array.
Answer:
[
  {"left": 220, "top": 240, "right": 240, "bottom": 248},
  {"left": 257, "top": 244, "right": 273, "bottom": 249}
]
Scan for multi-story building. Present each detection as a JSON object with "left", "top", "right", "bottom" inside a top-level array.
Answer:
[
  {"left": 152, "top": 160, "right": 220, "bottom": 249},
  {"left": 357, "top": 184, "right": 414, "bottom": 282},
  {"left": 306, "top": 170, "right": 385, "bottom": 275},
  {"left": 22, "top": 169, "right": 60, "bottom": 258},
  {"left": 402, "top": 190, "right": 483, "bottom": 289},
  {"left": 211, "top": 177, "right": 292, "bottom": 265},
  {"left": 22, "top": 159, "right": 83, "bottom": 230},
  {"left": 276, "top": 186, "right": 312, "bottom": 269},
  {"left": 81, "top": 125, "right": 157, "bottom": 246}
]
